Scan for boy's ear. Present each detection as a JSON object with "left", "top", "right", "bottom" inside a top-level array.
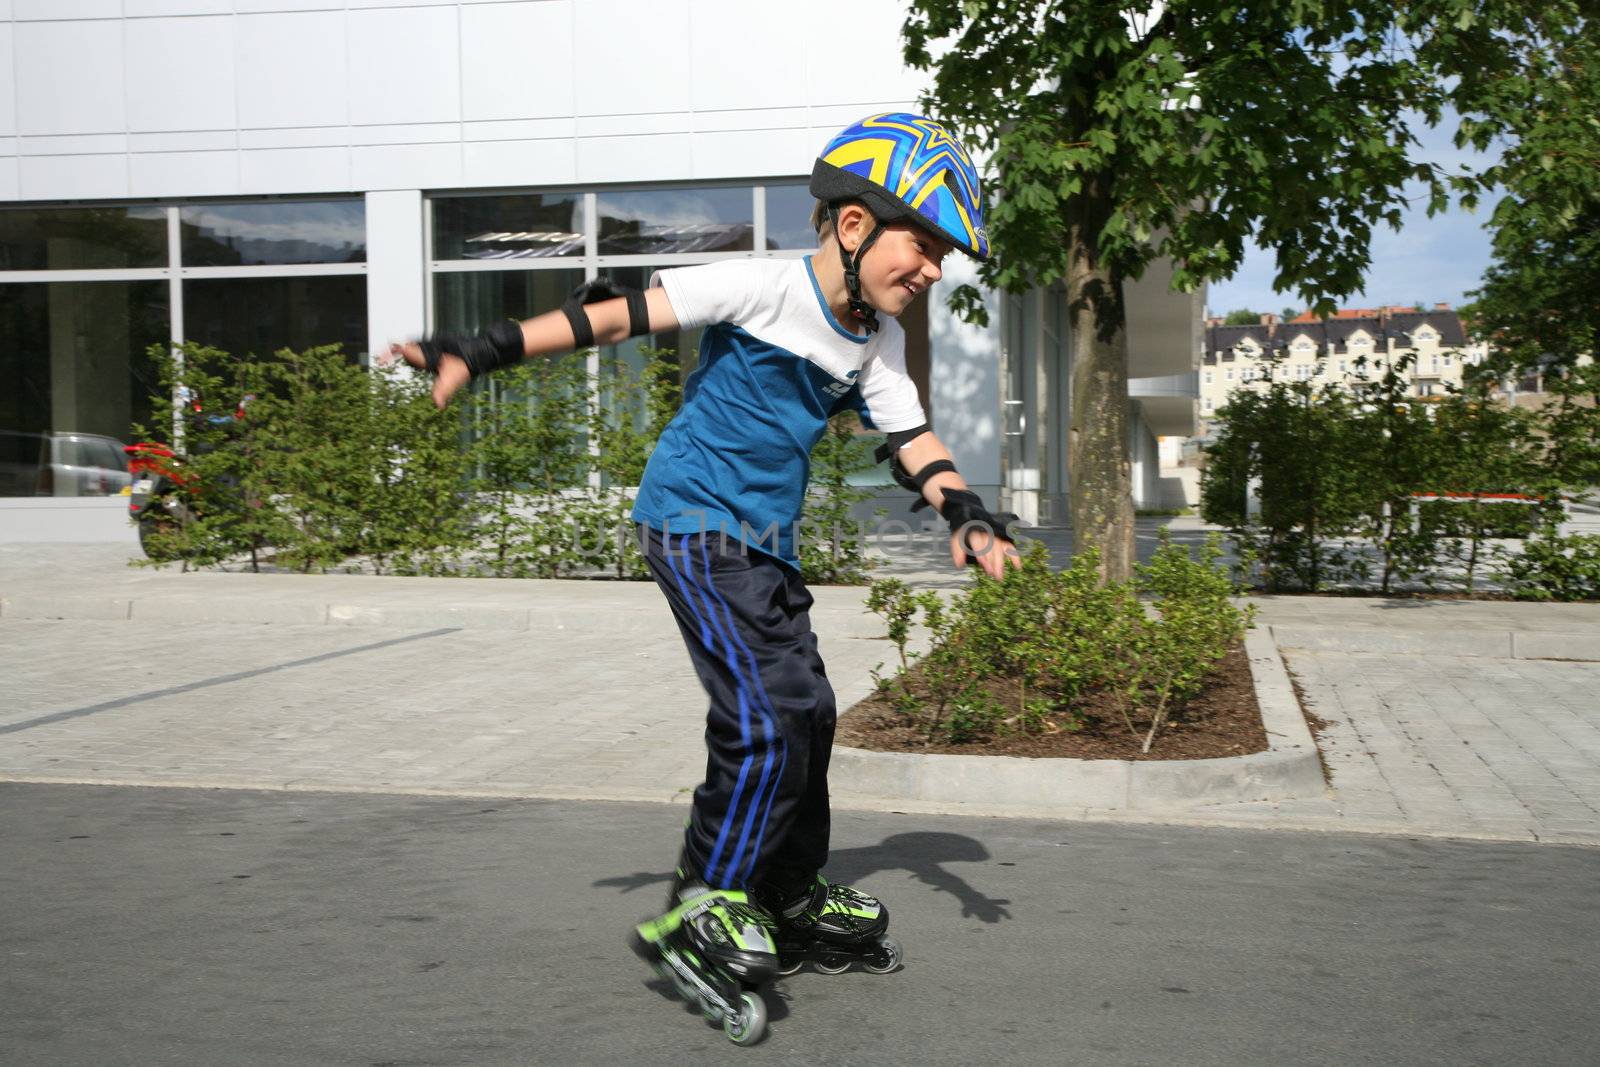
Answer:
[{"left": 832, "top": 202, "right": 875, "bottom": 253}]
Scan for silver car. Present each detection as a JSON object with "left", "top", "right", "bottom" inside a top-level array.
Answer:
[{"left": 0, "top": 430, "right": 132, "bottom": 497}]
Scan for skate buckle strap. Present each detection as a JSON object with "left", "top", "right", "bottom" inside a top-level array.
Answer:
[{"left": 780, "top": 877, "right": 830, "bottom": 920}]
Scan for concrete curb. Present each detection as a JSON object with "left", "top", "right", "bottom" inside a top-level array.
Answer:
[
  {"left": 828, "top": 628, "right": 1326, "bottom": 814},
  {"left": 0, "top": 593, "right": 539, "bottom": 630},
  {"left": 8, "top": 588, "right": 1598, "bottom": 662},
  {"left": 0, "top": 586, "right": 877, "bottom": 637},
  {"left": 1270, "top": 624, "right": 1600, "bottom": 662}
]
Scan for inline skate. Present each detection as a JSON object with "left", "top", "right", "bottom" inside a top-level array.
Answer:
[
  {"left": 630, "top": 881, "right": 778, "bottom": 1046},
  {"left": 757, "top": 875, "right": 903, "bottom": 977}
]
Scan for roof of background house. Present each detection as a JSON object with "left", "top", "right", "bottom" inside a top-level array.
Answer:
[{"left": 1206, "top": 306, "right": 1467, "bottom": 356}]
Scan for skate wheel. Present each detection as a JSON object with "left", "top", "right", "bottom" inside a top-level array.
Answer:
[
  {"left": 814, "top": 956, "right": 852, "bottom": 976},
  {"left": 723, "top": 991, "right": 767, "bottom": 1046},
  {"left": 776, "top": 958, "right": 804, "bottom": 978},
  {"left": 863, "top": 937, "right": 903, "bottom": 975}
]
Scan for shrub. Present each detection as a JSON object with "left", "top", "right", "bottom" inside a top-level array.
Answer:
[
  {"left": 864, "top": 532, "right": 1253, "bottom": 749},
  {"left": 466, "top": 354, "right": 603, "bottom": 578},
  {"left": 131, "top": 342, "right": 278, "bottom": 570},
  {"left": 1202, "top": 357, "right": 1592, "bottom": 597},
  {"left": 1201, "top": 377, "right": 1369, "bottom": 592},
  {"left": 1496, "top": 531, "right": 1600, "bottom": 602},
  {"left": 799, "top": 412, "right": 880, "bottom": 585}
]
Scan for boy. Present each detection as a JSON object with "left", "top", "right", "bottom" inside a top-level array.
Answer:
[{"left": 391, "top": 113, "right": 1019, "bottom": 1043}]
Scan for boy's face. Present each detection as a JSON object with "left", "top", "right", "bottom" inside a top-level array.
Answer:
[{"left": 860, "top": 223, "right": 954, "bottom": 318}]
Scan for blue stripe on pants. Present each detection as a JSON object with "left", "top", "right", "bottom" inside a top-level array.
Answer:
[
  {"left": 692, "top": 536, "right": 787, "bottom": 887},
  {"left": 664, "top": 534, "right": 753, "bottom": 886},
  {"left": 641, "top": 525, "right": 833, "bottom": 892}
]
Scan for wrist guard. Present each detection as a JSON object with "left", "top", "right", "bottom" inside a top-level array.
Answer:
[
  {"left": 938, "top": 488, "right": 1020, "bottom": 560},
  {"left": 417, "top": 320, "right": 524, "bottom": 379}
]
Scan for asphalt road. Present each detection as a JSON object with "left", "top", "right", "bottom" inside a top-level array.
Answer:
[{"left": 2, "top": 783, "right": 1596, "bottom": 1067}]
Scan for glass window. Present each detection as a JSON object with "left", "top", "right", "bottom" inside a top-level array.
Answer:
[
  {"left": 180, "top": 200, "right": 366, "bottom": 266},
  {"left": 433, "top": 193, "right": 586, "bottom": 261},
  {"left": 0, "top": 205, "right": 167, "bottom": 271},
  {"left": 432, "top": 267, "right": 588, "bottom": 471},
  {"left": 183, "top": 276, "right": 367, "bottom": 359},
  {"left": 0, "top": 282, "right": 170, "bottom": 464},
  {"left": 591, "top": 266, "right": 705, "bottom": 391},
  {"left": 764, "top": 183, "right": 817, "bottom": 251},
  {"left": 432, "top": 268, "right": 585, "bottom": 334},
  {"left": 596, "top": 186, "right": 753, "bottom": 255}
]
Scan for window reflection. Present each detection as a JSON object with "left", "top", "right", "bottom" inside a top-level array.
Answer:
[
  {"left": 764, "top": 183, "right": 817, "bottom": 251},
  {"left": 180, "top": 200, "right": 366, "bottom": 266},
  {"left": 0, "top": 281, "right": 169, "bottom": 457},
  {"left": 433, "top": 194, "right": 586, "bottom": 261},
  {"left": 183, "top": 276, "right": 367, "bottom": 359},
  {"left": 433, "top": 268, "right": 588, "bottom": 460},
  {"left": 0, "top": 206, "right": 168, "bottom": 271},
  {"left": 596, "top": 187, "right": 753, "bottom": 255},
  {"left": 432, "top": 268, "right": 585, "bottom": 333}
]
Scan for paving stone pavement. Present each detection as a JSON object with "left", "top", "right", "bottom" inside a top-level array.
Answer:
[
  {"left": 0, "top": 614, "right": 869, "bottom": 805},
  {"left": 1180, "top": 650, "right": 1600, "bottom": 847},
  {"left": 2, "top": 542, "right": 1597, "bottom": 847}
]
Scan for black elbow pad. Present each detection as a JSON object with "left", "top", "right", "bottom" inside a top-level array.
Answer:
[
  {"left": 873, "top": 425, "right": 930, "bottom": 485},
  {"left": 561, "top": 276, "right": 650, "bottom": 349},
  {"left": 873, "top": 426, "right": 955, "bottom": 512}
]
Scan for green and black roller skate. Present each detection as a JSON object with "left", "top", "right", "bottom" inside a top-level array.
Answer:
[
  {"left": 630, "top": 881, "right": 778, "bottom": 1046},
  {"left": 757, "top": 875, "right": 903, "bottom": 977}
]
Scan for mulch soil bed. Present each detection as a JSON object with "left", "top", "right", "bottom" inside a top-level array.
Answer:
[{"left": 836, "top": 640, "right": 1268, "bottom": 760}]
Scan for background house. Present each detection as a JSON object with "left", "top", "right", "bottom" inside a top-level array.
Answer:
[{"left": 1198, "top": 304, "right": 1490, "bottom": 434}]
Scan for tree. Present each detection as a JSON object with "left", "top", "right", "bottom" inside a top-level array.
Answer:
[
  {"left": 1465, "top": 13, "right": 1598, "bottom": 373},
  {"left": 1222, "top": 308, "right": 1263, "bottom": 326},
  {"left": 904, "top": 1, "right": 1571, "bottom": 581}
]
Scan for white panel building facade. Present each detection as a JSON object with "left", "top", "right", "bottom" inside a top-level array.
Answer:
[{"left": 0, "top": 0, "right": 1199, "bottom": 527}]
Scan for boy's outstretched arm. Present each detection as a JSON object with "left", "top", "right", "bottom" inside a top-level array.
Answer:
[
  {"left": 895, "top": 431, "right": 1021, "bottom": 579},
  {"left": 387, "top": 287, "right": 680, "bottom": 409}
]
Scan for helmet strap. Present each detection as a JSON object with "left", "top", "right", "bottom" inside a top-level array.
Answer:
[{"left": 828, "top": 203, "right": 885, "bottom": 334}]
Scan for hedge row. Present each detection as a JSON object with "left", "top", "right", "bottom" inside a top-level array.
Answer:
[
  {"left": 134, "top": 343, "right": 879, "bottom": 585},
  {"left": 1200, "top": 357, "right": 1600, "bottom": 600}
]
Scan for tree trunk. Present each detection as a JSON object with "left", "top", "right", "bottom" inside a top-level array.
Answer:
[{"left": 1065, "top": 187, "right": 1135, "bottom": 584}]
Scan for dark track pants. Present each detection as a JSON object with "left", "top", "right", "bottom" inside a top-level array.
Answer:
[{"left": 641, "top": 526, "right": 835, "bottom": 891}]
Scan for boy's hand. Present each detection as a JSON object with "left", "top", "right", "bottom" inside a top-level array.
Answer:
[
  {"left": 382, "top": 342, "right": 471, "bottom": 409},
  {"left": 950, "top": 526, "right": 1022, "bottom": 579}
]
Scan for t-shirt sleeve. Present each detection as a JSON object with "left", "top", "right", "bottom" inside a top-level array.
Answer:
[
  {"left": 856, "top": 323, "right": 927, "bottom": 433},
  {"left": 650, "top": 261, "right": 765, "bottom": 330}
]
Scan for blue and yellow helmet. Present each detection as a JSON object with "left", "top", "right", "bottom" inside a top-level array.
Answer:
[{"left": 809, "top": 112, "right": 990, "bottom": 261}]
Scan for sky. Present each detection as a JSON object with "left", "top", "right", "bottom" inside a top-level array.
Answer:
[{"left": 1204, "top": 113, "right": 1502, "bottom": 318}]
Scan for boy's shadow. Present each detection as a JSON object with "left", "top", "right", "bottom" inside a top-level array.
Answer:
[{"left": 594, "top": 830, "right": 1012, "bottom": 924}]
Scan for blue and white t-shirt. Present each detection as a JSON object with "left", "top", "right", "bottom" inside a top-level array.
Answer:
[{"left": 632, "top": 256, "right": 926, "bottom": 567}]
